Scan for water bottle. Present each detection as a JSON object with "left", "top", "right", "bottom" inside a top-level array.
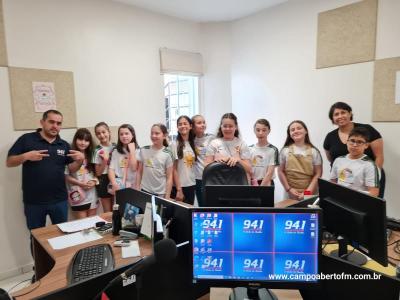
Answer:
[{"left": 112, "top": 204, "right": 122, "bottom": 236}]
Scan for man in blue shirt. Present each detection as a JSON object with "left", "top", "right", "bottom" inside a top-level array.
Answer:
[{"left": 7, "top": 110, "right": 84, "bottom": 231}]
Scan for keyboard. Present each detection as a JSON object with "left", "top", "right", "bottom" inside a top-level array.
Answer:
[{"left": 68, "top": 244, "right": 115, "bottom": 284}]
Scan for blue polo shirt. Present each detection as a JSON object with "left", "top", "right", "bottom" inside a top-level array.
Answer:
[{"left": 8, "top": 130, "right": 73, "bottom": 204}]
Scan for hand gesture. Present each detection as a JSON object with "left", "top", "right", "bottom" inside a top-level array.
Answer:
[
  {"left": 80, "top": 181, "right": 91, "bottom": 190},
  {"left": 99, "top": 150, "right": 109, "bottom": 161},
  {"left": 25, "top": 150, "right": 49, "bottom": 161},
  {"left": 215, "top": 156, "right": 229, "bottom": 164},
  {"left": 128, "top": 143, "right": 136, "bottom": 153},
  {"left": 225, "top": 156, "right": 239, "bottom": 167},
  {"left": 288, "top": 188, "right": 302, "bottom": 200},
  {"left": 68, "top": 150, "right": 84, "bottom": 162},
  {"left": 86, "top": 180, "right": 96, "bottom": 188}
]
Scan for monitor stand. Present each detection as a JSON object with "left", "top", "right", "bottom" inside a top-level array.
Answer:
[
  {"left": 229, "top": 287, "right": 278, "bottom": 300},
  {"left": 329, "top": 236, "right": 367, "bottom": 266}
]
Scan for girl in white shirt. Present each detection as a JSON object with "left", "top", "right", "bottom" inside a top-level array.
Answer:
[
  {"left": 192, "top": 115, "right": 214, "bottom": 206},
  {"left": 66, "top": 128, "right": 98, "bottom": 219},
  {"left": 136, "top": 124, "right": 173, "bottom": 198},
  {"left": 92, "top": 122, "right": 115, "bottom": 212},
  {"left": 205, "top": 113, "right": 251, "bottom": 176},
  {"left": 278, "top": 120, "right": 322, "bottom": 200},
  {"left": 171, "top": 116, "right": 197, "bottom": 204},
  {"left": 108, "top": 124, "right": 139, "bottom": 195}
]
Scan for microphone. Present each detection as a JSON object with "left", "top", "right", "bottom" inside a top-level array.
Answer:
[{"left": 99, "top": 238, "right": 177, "bottom": 297}]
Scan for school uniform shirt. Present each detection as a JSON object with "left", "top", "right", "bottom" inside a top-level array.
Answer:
[
  {"left": 92, "top": 144, "right": 115, "bottom": 174},
  {"left": 249, "top": 143, "right": 279, "bottom": 180},
  {"left": 65, "top": 160, "right": 98, "bottom": 208},
  {"left": 194, "top": 133, "right": 214, "bottom": 180},
  {"left": 279, "top": 145, "right": 322, "bottom": 168},
  {"left": 109, "top": 148, "right": 140, "bottom": 187},
  {"left": 171, "top": 141, "right": 196, "bottom": 187},
  {"left": 206, "top": 137, "right": 251, "bottom": 161},
  {"left": 330, "top": 154, "right": 379, "bottom": 193},
  {"left": 138, "top": 145, "right": 173, "bottom": 195}
]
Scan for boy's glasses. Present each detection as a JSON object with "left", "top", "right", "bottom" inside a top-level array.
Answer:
[{"left": 347, "top": 139, "right": 366, "bottom": 146}]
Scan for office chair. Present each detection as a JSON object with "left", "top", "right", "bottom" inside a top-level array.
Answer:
[{"left": 202, "top": 162, "right": 248, "bottom": 186}]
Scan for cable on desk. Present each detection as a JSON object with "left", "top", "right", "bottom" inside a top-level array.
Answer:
[
  {"left": 10, "top": 280, "right": 42, "bottom": 297},
  {"left": 340, "top": 247, "right": 355, "bottom": 260},
  {"left": 7, "top": 279, "right": 31, "bottom": 294}
]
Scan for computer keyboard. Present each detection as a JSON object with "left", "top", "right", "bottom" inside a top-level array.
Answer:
[{"left": 68, "top": 244, "right": 115, "bottom": 284}]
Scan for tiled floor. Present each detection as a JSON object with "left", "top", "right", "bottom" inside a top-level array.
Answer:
[{"left": 0, "top": 271, "right": 34, "bottom": 295}]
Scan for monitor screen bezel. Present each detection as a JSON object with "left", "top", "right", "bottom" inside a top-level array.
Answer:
[
  {"left": 203, "top": 185, "right": 274, "bottom": 208},
  {"left": 190, "top": 207, "right": 322, "bottom": 290}
]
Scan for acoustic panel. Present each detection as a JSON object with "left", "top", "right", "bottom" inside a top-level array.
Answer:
[
  {"left": 9, "top": 67, "right": 77, "bottom": 130},
  {"left": 316, "top": 0, "right": 378, "bottom": 69},
  {"left": 372, "top": 57, "right": 400, "bottom": 122}
]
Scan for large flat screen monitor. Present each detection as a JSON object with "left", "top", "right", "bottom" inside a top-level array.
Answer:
[
  {"left": 318, "top": 179, "right": 387, "bottom": 266},
  {"left": 203, "top": 185, "right": 274, "bottom": 207},
  {"left": 191, "top": 207, "right": 321, "bottom": 292}
]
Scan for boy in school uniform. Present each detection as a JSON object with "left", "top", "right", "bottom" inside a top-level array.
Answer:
[{"left": 330, "top": 127, "right": 379, "bottom": 197}]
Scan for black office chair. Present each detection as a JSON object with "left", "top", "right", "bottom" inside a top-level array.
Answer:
[{"left": 202, "top": 162, "right": 248, "bottom": 186}]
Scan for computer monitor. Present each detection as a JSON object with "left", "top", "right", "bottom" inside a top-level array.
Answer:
[
  {"left": 203, "top": 185, "right": 274, "bottom": 207},
  {"left": 191, "top": 207, "right": 321, "bottom": 299},
  {"left": 116, "top": 188, "right": 152, "bottom": 214},
  {"left": 300, "top": 253, "right": 400, "bottom": 300},
  {"left": 318, "top": 178, "right": 388, "bottom": 266}
]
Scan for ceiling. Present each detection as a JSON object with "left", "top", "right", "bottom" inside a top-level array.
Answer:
[{"left": 112, "top": 0, "right": 288, "bottom": 22}]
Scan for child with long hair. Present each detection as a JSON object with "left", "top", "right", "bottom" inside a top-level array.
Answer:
[
  {"left": 191, "top": 115, "right": 214, "bottom": 206},
  {"left": 108, "top": 124, "right": 139, "bottom": 194},
  {"left": 136, "top": 124, "right": 173, "bottom": 198},
  {"left": 170, "top": 116, "right": 197, "bottom": 204},
  {"left": 92, "top": 122, "right": 115, "bottom": 212},
  {"left": 205, "top": 113, "right": 251, "bottom": 175},
  {"left": 66, "top": 128, "right": 99, "bottom": 219},
  {"left": 249, "top": 119, "right": 279, "bottom": 186},
  {"left": 278, "top": 120, "right": 322, "bottom": 200}
]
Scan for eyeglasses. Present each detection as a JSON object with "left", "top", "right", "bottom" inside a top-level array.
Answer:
[{"left": 347, "top": 139, "right": 366, "bottom": 146}]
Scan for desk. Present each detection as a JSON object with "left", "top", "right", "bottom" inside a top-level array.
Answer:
[{"left": 12, "top": 213, "right": 151, "bottom": 300}]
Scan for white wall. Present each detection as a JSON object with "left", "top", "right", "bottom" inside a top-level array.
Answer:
[
  {"left": 230, "top": 0, "right": 400, "bottom": 210},
  {"left": 199, "top": 22, "right": 232, "bottom": 133},
  {"left": 0, "top": 0, "right": 213, "bottom": 277}
]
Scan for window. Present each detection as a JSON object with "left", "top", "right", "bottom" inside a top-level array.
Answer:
[{"left": 164, "top": 74, "right": 199, "bottom": 137}]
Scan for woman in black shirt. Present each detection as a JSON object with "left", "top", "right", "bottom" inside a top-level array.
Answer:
[{"left": 323, "top": 102, "right": 385, "bottom": 197}]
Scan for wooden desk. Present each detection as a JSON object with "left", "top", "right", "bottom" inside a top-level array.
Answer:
[{"left": 12, "top": 213, "right": 151, "bottom": 300}]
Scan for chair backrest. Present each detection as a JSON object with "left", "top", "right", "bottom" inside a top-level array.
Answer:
[{"left": 202, "top": 162, "right": 248, "bottom": 186}]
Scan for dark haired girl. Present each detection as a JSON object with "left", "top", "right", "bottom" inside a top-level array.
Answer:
[
  {"left": 205, "top": 113, "right": 251, "bottom": 175},
  {"left": 66, "top": 128, "right": 98, "bottom": 218},
  {"left": 170, "top": 116, "right": 197, "bottom": 204},
  {"left": 108, "top": 124, "right": 139, "bottom": 195},
  {"left": 278, "top": 120, "right": 322, "bottom": 200}
]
